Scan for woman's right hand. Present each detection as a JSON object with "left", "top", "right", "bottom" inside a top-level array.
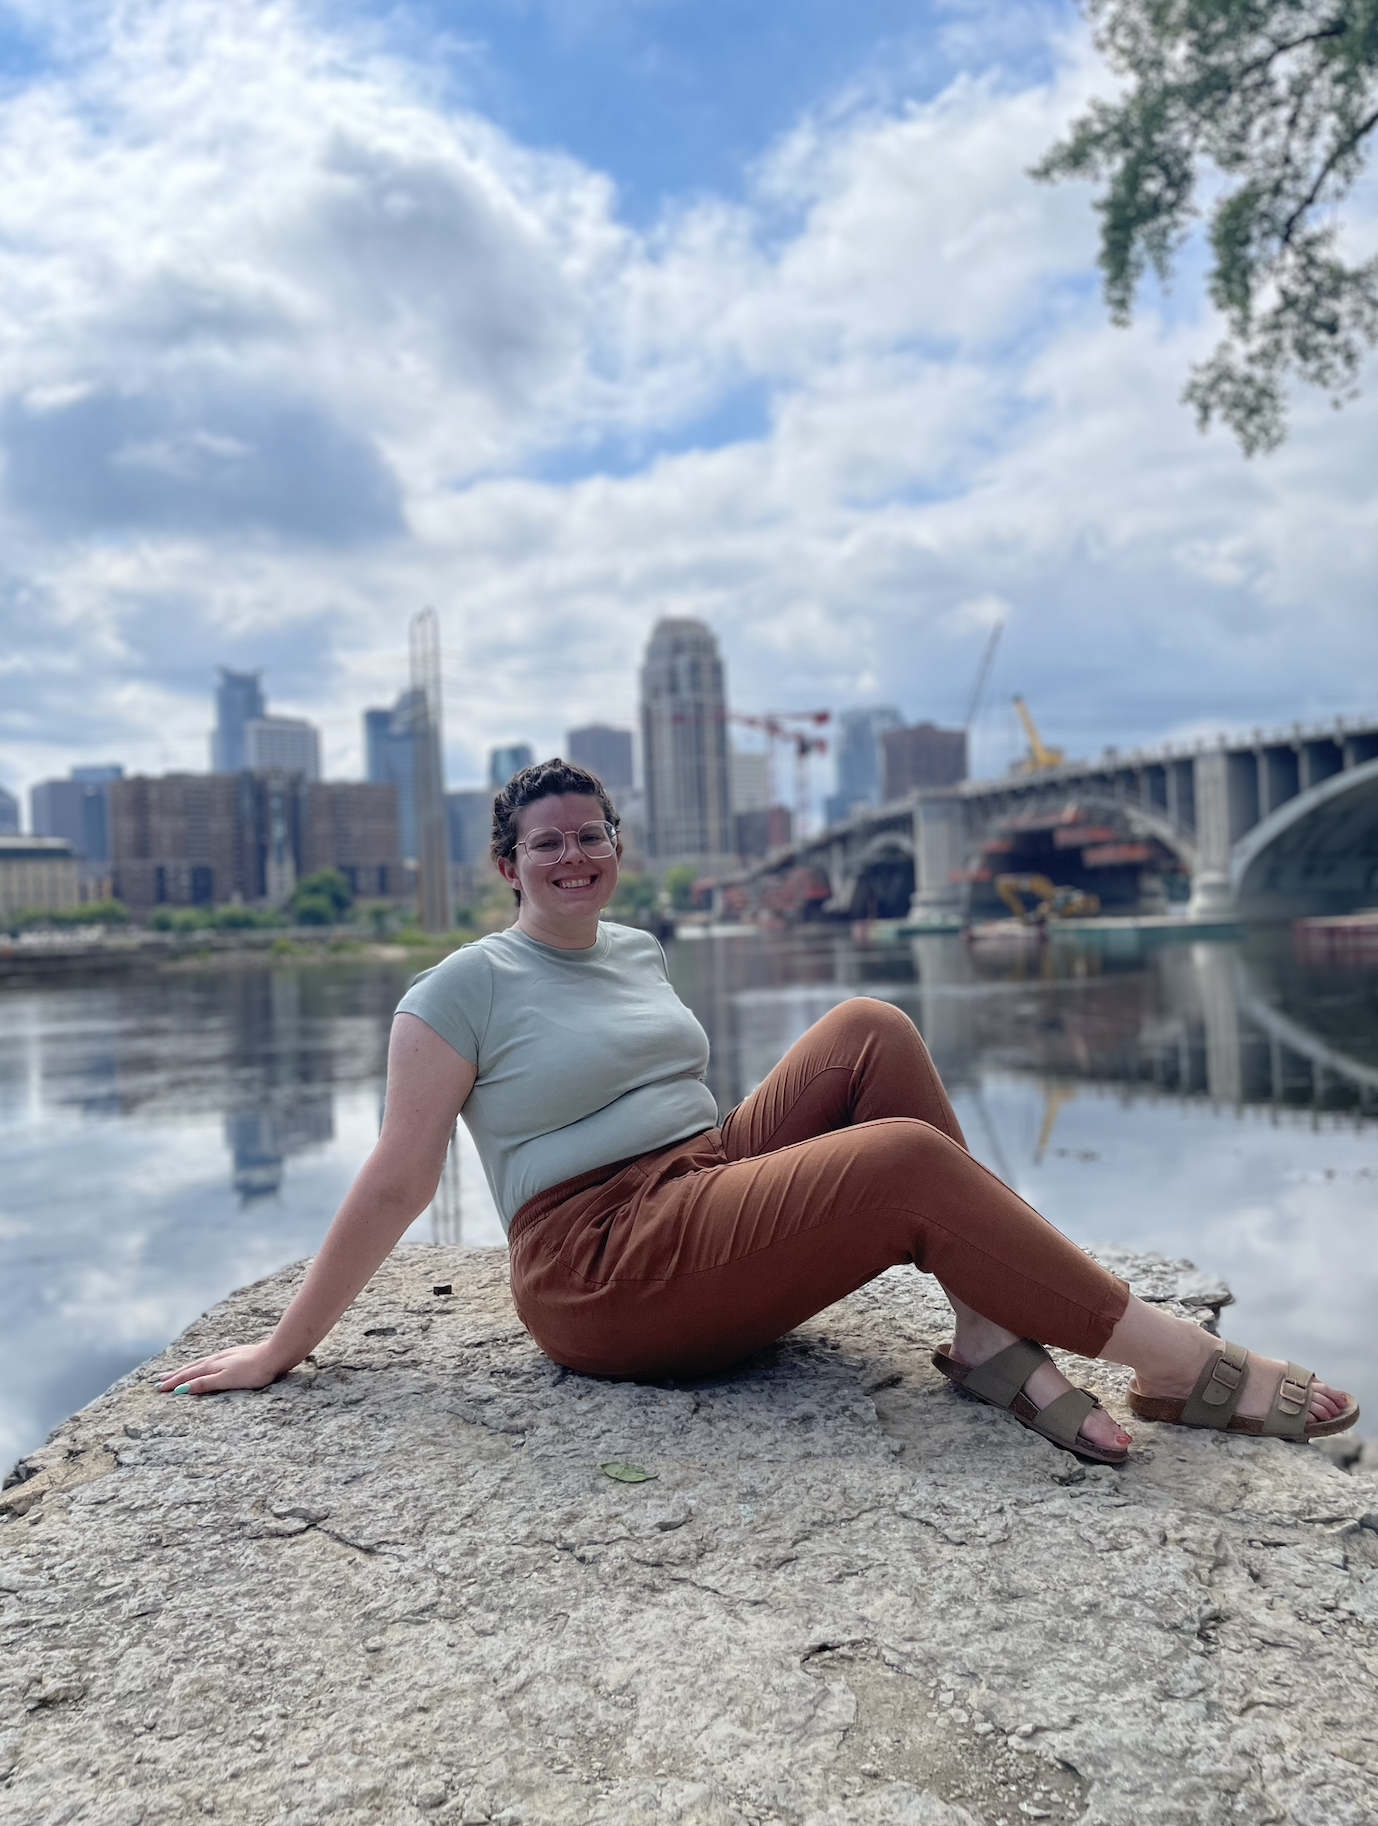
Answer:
[{"left": 156, "top": 1341, "right": 288, "bottom": 1397}]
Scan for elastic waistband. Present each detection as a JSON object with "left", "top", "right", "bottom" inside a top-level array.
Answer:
[{"left": 508, "top": 1152, "right": 647, "bottom": 1247}]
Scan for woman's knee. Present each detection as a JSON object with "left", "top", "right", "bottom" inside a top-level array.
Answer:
[{"left": 823, "top": 995, "right": 920, "bottom": 1045}]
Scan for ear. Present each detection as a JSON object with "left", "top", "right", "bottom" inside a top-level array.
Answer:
[{"left": 496, "top": 854, "right": 520, "bottom": 887}]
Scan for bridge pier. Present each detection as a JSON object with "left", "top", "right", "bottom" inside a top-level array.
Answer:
[
  {"left": 909, "top": 794, "right": 965, "bottom": 918},
  {"left": 1187, "top": 751, "right": 1243, "bottom": 918}
]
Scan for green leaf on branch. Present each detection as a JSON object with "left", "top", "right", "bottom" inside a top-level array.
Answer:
[{"left": 1034, "top": 0, "right": 1378, "bottom": 451}]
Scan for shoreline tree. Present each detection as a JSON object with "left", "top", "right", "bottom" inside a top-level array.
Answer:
[{"left": 1035, "top": 1, "right": 1378, "bottom": 453}]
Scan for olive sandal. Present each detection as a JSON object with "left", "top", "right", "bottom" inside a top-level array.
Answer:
[
  {"left": 932, "top": 1337, "right": 1130, "bottom": 1467},
  {"left": 1127, "top": 1339, "right": 1360, "bottom": 1441}
]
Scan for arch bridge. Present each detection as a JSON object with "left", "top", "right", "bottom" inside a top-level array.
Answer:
[{"left": 724, "top": 712, "right": 1378, "bottom": 922}]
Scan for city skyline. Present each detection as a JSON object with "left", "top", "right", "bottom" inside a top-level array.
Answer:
[{"left": 0, "top": 2, "right": 1375, "bottom": 813}]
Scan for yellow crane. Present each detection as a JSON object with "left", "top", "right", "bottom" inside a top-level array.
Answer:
[{"left": 1012, "top": 695, "right": 1066, "bottom": 772}]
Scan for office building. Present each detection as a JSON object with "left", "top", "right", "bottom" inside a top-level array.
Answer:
[
  {"left": 489, "top": 744, "right": 534, "bottom": 789},
  {"left": 110, "top": 774, "right": 401, "bottom": 915},
  {"left": 639, "top": 618, "right": 733, "bottom": 865},
  {"left": 881, "top": 722, "right": 968, "bottom": 801},
  {"left": 30, "top": 766, "right": 123, "bottom": 868},
  {"left": 729, "top": 749, "right": 771, "bottom": 816},
  {"left": 364, "top": 690, "right": 426, "bottom": 860},
  {"left": 567, "top": 725, "right": 634, "bottom": 790},
  {"left": 245, "top": 715, "right": 321, "bottom": 780},
  {"left": 825, "top": 706, "right": 903, "bottom": 825},
  {"left": 211, "top": 667, "right": 266, "bottom": 773},
  {"left": 0, "top": 836, "right": 82, "bottom": 918},
  {"left": 446, "top": 790, "right": 491, "bottom": 869},
  {"left": 0, "top": 782, "right": 21, "bottom": 836}
]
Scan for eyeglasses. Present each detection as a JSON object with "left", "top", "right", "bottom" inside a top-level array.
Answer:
[{"left": 517, "top": 821, "right": 618, "bottom": 865}]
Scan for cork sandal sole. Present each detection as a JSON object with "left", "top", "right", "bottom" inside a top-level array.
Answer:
[{"left": 1127, "top": 1388, "right": 1360, "bottom": 1440}]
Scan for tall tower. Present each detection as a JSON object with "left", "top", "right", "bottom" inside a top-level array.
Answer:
[
  {"left": 639, "top": 618, "right": 732, "bottom": 865},
  {"left": 211, "top": 667, "right": 265, "bottom": 772},
  {"left": 409, "top": 608, "right": 451, "bottom": 932}
]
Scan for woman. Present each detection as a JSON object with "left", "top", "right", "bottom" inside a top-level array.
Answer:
[{"left": 162, "top": 759, "right": 1358, "bottom": 1464}]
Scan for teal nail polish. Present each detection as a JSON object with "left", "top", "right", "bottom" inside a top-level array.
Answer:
[{"left": 173, "top": 1384, "right": 192, "bottom": 1395}]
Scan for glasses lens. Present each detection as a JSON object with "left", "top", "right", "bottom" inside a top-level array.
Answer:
[
  {"left": 524, "top": 829, "right": 565, "bottom": 862},
  {"left": 577, "top": 822, "right": 616, "bottom": 858}
]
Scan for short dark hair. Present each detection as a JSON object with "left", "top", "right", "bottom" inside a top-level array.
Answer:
[{"left": 490, "top": 757, "right": 621, "bottom": 903}]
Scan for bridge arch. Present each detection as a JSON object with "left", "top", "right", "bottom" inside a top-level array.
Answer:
[
  {"left": 847, "top": 832, "right": 916, "bottom": 920},
  {"left": 1231, "top": 755, "right": 1378, "bottom": 917}
]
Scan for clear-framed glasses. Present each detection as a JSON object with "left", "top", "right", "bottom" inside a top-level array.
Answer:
[{"left": 517, "top": 821, "right": 618, "bottom": 866}]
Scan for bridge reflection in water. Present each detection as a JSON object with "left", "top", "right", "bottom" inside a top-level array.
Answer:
[{"left": 670, "top": 927, "right": 1378, "bottom": 1124}]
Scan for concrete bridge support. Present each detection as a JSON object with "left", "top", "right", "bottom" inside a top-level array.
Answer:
[{"left": 909, "top": 795, "right": 965, "bottom": 917}]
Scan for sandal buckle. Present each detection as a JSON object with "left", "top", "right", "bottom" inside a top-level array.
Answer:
[
  {"left": 1277, "top": 1374, "right": 1309, "bottom": 1416},
  {"left": 1202, "top": 1357, "right": 1243, "bottom": 1405}
]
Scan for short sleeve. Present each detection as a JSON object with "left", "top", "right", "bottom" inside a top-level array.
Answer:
[{"left": 395, "top": 943, "right": 491, "bottom": 1066}]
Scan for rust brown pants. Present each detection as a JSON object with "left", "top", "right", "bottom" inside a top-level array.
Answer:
[{"left": 508, "top": 997, "right": 1129, "bottom": 1379}]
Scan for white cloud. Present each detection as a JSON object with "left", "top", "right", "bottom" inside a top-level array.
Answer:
[{"left": 0, "top": 0, "right": 1374, "bottom": 804}]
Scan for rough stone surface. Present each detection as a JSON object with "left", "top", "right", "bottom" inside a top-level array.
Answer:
[{"left": 3, "top": 1247, "right": 1376, "bottom": 1826}]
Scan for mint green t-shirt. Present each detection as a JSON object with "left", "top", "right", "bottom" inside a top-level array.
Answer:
[{"left": 396, "top": 922, "right": 717, "bottom": 1229}]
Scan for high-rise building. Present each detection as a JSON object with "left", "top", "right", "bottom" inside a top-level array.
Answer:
[
  {"left": 446, "top": 789, "right": 491, "bottom": 868},
  {"left": 881, "top": 722, "right": 968, "bottom": 801},
  {"left": 31, "top": 766, "right": 124, "bottom": 867},
  {"left": 639, "top": 618, "right": 732, "bottom": 865},
  {"left": 364, "top": 690, "right": 425, "bottom": 860},
  {"left": 211, "top": 667, "right": 266, "bottom": 773},
  {"left": 245, "top": 715, "right": 321, "bottom": 780},
  {"left": 0, "top": 782, "right": 21, "bottom": 836},
  {"left": 489, "top": 744, "right": 534, "bottom": 788},
  {"left": 825, "top": 706, "right": 903, "bottom": 825},
  {"left": 567, "top": 725, "right": 634, "bottom": 790},
  {"left": 729, "top": 749, "right": 771, "bottom": 815}
]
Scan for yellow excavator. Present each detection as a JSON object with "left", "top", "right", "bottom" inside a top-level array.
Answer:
[
  {"left": 996, "top": 874, "right": 1100, "bottom": 924},
  {"left": 1012, "top": 695, "right": 1065, "bottom": 772}
]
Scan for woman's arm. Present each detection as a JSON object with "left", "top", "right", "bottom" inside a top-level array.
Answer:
[{"left": 158, "top": 1014, "right": 478, "bottom": 1396}]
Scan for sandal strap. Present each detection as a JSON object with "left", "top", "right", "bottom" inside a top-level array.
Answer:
[
  {"left": 1033, "top": 1386, "right": 1100, "bottom": 1452},
  {"left": 1262, "top": 1363, "right": 1313, "bottom": 1440},
  {"left": 1179, "top": 1339, "right": 1249, "bottom": 1429},
  {"left": 962, "top": 1339, "right": 1052, "bottom": 1408}
]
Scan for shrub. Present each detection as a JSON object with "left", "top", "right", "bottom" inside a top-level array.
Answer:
[{"left": 290, "top": 868, "right": 352, "bottom": 925}]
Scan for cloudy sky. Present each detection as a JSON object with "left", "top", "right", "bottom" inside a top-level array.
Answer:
[{"left": 1, "top": 0, "right": 1375, "bottom": 808}]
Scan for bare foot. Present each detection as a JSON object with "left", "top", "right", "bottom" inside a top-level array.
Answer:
[{"left": 950, "top": 1311, "right": 1131, "bottom": 1457}]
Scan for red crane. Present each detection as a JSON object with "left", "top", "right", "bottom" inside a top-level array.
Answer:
[{"left": 726, "top": 710, "right": 830, "bottom": 836}]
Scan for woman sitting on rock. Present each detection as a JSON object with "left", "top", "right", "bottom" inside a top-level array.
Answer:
[{"left": 162, "top": 759, "right": 1358, "bottom": 1464}]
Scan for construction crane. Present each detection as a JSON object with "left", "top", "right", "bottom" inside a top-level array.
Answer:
[
  {"left": 1012, "top": 695, "right": 1066, "bottom": 773},
  {"left": 728, "top": 710, "right": 830, "bottom": 836},
  {"left": 964, "top": 621, "right": 1004, "bottom": 730}
]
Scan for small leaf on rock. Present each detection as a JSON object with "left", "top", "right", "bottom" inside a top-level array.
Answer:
[{"left": 601, "top": 1462, "right": 656, "bottom": 1484}]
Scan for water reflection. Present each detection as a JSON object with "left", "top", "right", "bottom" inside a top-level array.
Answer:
[{"left": 2, "top": 929, "right": 1375, "bottom": 1473}]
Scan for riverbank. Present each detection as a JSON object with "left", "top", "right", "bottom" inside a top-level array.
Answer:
[
  {"left": 0, "top": 923, "right": 472, "bottom": 980},
  {"left": 3, "top": 1246, "right": 1375, "bottom": 1824}
]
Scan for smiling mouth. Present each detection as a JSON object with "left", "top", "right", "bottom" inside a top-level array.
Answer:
[{"left": 554, "top": 875, "right": 595, "bottom": 890}]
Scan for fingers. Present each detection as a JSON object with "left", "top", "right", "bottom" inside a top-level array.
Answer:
[{"left": 156, "top": 1357, "right": 222, "bottom": 1392}]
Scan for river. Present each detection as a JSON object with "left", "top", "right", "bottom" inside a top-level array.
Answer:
[{"left": 2, "top": 926, "right": 1375, "bottom": 1469}]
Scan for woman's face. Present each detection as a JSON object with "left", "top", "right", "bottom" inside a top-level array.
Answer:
[{"left": 499, "top": 792, "right": 622, "bottom": 930}]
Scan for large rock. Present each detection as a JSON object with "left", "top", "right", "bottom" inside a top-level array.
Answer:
[{"left": 2, "top": 1248, "right": 1376, "bottom": 1826}]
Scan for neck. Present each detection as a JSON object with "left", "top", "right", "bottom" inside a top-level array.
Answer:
[{"left": 514, "top": 907, "right": 603, "bottom": 951}]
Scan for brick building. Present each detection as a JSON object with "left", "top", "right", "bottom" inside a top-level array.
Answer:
[{"left": 110, "top": 775, "right": 401, "bottom": 915}]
